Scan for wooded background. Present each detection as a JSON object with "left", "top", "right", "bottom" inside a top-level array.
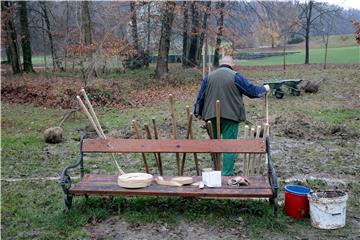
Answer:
[{"left": 1, "top": 1, "right": 360, "bottom": 79}]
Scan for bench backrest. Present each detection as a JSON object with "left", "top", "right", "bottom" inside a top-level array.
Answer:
[{"left": 82, "top": 139, "right": 266, "bottom": 154}]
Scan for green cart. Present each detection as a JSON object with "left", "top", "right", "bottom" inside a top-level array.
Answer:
[{"left": 264, "top": 79, "right": 302, "bottom": 99}]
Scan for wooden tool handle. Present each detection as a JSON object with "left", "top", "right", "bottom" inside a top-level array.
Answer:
[
  {"left": 152, "top": 118, "right": 163, "bottom": 175},
  {"left": 81, "top": 89, "right": 105, "bottom": 138},
  {"left": 169, "top": 94, "right": 177, "bottom": 139},
  {"left": 77, "top": 96, "right": 102, "bottom": 137},
  {"left": 169, "top": 94, "right": 180, "bottom": 175},
  {"left": 132, "top": 120, "right": 149, "bottom": 173},
  {"left": 215, "top": 100, "right": 221, "bottom": 139},
  {"left": 265, "top": 92, "right": 269, "bottom": 125}
]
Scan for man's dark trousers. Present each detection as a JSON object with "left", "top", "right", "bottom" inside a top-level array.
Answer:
[{"left": 210, "top": 118, "right": 239, "bottom": 176}]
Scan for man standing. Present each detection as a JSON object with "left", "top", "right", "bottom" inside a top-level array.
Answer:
[{"left": 194, "top": 56, "right": 270, "bottom": 176}]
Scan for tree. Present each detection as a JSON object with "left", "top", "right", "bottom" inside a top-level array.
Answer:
[
  {"left": 182, "top": 1, "right": 190, "bottom": 67},
  {"left": 320, "top": 15, "right": 336, "bottom": 69},
  {"left": 130, "top": 2, "right": 140, "bottom": 52},
  {"left": 155, "top": 1, "right": 176, "bottom": 79},
  {"left": 2, "top": 1, "right": 21, "bottom": 74},
  {"left": 296, "top": 0, "right": 335, "bottom": 64},
  {"left": 80, "top": 1, "right": 92, "bottom": 44},
  {"left": 352, "top": 19, "right": 360, "bottom": 44},
  {"left": 39, "top": 1, "right": 62, "bottom": 71},
  {"left": 146, "top": 2, "right": 151, "bottom": 56},
  {"left": 196, "top": 1, "right": 211, "bottom": 64},
  {"left": 213, "top": 1, "right": 225, "bottom": 67},
  {"left": 19, "top": 1, "right": 35, "bottom": 72},
  {"left": 188, "top": 2, "right": 200, "bottom": 67}
]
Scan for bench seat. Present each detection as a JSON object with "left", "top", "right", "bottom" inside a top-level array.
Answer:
[{"left": 70, "top": 174, "right": 273, "bottom": 198}]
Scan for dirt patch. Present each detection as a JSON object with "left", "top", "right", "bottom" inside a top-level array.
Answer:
[
  {"left": 272, "top": 112, "right": 327, "bottom": 140},
  {"left": 83, "top": 216, "right": 248, "bottom": 240},
  {"left": 272, "top": 112, "right": 359, "bottom": 140},
  {"left": 329, "top": 124, "right": 359, "bottom": 140}
]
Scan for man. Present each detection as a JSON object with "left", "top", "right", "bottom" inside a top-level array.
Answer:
[{"left": 194, "top": 56, "right": 270, "bottom": 176}]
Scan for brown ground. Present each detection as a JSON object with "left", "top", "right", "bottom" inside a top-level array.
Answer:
[{"left": 83, "top": 217, "right": 249, "bottom": 240}]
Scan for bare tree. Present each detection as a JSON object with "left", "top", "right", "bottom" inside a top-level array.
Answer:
[
  {"left": 81, "top": 1, "right": 92, "bottom": 44},
  {"left": 155, "top": 1, "right": 176, "bottom": 79},
  {"left": 182, "top": 1, "right": 190, "bottom": 67},
  {"left": 130, "top": 2, "right": 140, "bottom": 52},
  {"left": 19, "top": 1, "right": 35, "bottom": 72},
  {"left": 196, "top": 1, "right": 211, "bottom": 65},
  {"left": 146, "top": 2, "right": 151, "bottom": 56},
  {"left": 2, "top": 1, "right": 21, "bottom": 74},
  {"left": 188, "top": 2, "right": 200, "bottom": 67},
  {"left": 39, "top": 1, "right": 62, "bottom": 71},
  {"left": 320, "top": 15, "right": 336, "bottom": 69},
  {"left": 213, "top": 1, "right": 225, "bottom": 67},
  {"left": 296, "top": 0, "right": 335, "bottom": 64}
]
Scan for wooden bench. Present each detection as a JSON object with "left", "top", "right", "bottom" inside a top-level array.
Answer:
[{"left": 60, "top": 136, "right": 278, "bottom": 212}]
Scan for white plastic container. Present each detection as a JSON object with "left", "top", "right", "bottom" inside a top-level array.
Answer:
[
  {"left": 202, "top": 168, "right": 221, "bottom": 187},
  {"left": 308, "top": 191, "right": 348, "bottom": 229}
]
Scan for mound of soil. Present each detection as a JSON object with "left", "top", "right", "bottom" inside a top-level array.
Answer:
[
  {"left": 272, "top": 112, "right": 327, "bottom": 140},
  {"left": 329, "top": 124, "right": 359, "bottom": 140},
  {"left": 272, "top": 112, "right": 359, "bottom": 140}
]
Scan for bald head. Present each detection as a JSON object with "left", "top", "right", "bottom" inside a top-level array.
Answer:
[{"left": 220, "top": 56, "right": 234, "bottom": 68}]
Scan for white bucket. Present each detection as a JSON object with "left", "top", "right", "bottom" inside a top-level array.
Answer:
[{"left": 308, "top": 191, "right": 348, "bottom": 229}]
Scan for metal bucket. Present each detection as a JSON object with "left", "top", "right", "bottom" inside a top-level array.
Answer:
[{"left": 308, "top": 191, "right": 348, "bottom": 229}]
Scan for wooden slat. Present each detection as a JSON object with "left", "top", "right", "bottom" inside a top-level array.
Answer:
[
  {"left": 69, "top": 174, "right": 273, "bottom": 198},
  {"left": 83, "top": 139, "right": 266, "bottom": 154}
]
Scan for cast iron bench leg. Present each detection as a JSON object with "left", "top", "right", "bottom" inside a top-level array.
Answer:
[{"left": 64, "top": 194, "right": 73, "bottom": 211}]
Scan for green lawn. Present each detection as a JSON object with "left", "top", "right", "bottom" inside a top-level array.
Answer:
[
  {"left": 237, "top": 46, "right": 360, "bottom": 66},
  {"left": 309, "top": 34, "right": 358, "bottom": 48}
]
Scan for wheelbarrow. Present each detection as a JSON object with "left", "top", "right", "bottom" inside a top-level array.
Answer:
[{"left": 264, "top": 79, "right": 302, "bottom": 99}]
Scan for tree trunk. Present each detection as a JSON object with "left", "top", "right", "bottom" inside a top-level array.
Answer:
[
  {"left": 188, "top": 2, "right": 200, "bottom": 67},
  {"left": 81, "top": 1, "right": 92, "bottom": 44},
  {"left": 304, "top": 0, "right": 313, "bottom": 64},
  {"left": 5, "top": 45, "right": 11, "bottom": 64},
  {"left": 155, "top": 2, "right": 176, "bottom": 79},
  {"left": 182, "top": 1, "right": 190, "bottom": 67},
  {"left": 42, "top": 17, "right": 47, "bottom": 70},
  {"left": 146, "top": 2, "right": 151, "bottom": 55},
  {"left": 19, "top": 1, "right": 34, "bottom": 72},
  {"left": 130, "top": 2, "right": 140, "bottom": 52},
  {"left": 64, "top": 1, "right": 70, "bottom": 71},
  {"left": 213, "top": 1, "right": 225, "bottom": 67},
  {"left": 196, "top": 1, "right": 211, "bottom": 65},
  {"left": 40, "top": 1, "right": 62, "bottom": 71},
  {"left": 283, "top": 36, "right": 287, "bottom": 70},
  {"left": 2, "top": 1, "right": 21, "bottom": 73}
]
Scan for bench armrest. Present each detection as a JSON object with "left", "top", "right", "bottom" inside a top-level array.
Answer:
[
  {"left": 266, "top": 137, "right": 278, "bottom": 204},
  {"left": 59, "top": 135, "right": 85, "bottom": 195}
]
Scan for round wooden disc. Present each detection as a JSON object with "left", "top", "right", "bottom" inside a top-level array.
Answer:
[{"left": 118, "top": 173, "right": 153, "bottom": 188}]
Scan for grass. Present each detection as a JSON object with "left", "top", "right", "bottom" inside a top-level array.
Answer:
[
  {"left": 1, "top": 64, "right": 360, "bottom": 239},
  {"left": 309, "top": 34, "right": 358, "bottom": 49},
  {"left": 237, "top": 46, "right": 360, "bottom": 66},
  {"left": 31, "top": 55, "right": 53, "bottom": 65}
]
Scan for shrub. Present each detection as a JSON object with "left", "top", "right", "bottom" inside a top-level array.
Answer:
[{"left": 287, "top": 36, "right": 304, "bottom": 44}]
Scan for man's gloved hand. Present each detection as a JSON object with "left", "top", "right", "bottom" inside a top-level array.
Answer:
[{"left": 264, "top": 84, "right": 270, "bottom": 92}]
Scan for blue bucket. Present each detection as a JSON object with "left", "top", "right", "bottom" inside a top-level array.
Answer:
[{"left": 285, "top": 185, "right": 311, "bottom": 196}]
